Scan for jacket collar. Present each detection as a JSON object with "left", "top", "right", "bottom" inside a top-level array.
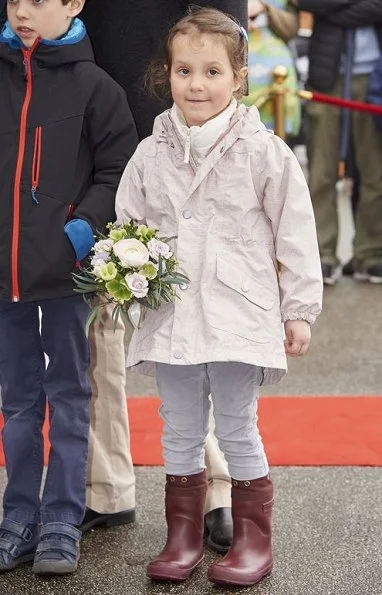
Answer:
[
  {"left": 153, "top": 103, "right": 265, "bottom": 147},
  {"left": 0, "top": 18, "right": 86, "bottom": 49},
  {"left": 153, "top": 104, "right": 266, "bottom": 202},
  {"left": 0, "top": 18, "right": 93, "bottom": 67},
  {"left": 170, "top": 99, "right": 238, "bottom": 165}
]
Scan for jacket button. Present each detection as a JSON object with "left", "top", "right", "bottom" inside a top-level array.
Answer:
[
  {"left": 241, "top": 283, "right": 249, "bottom": 293},
  {"left": 174, "top": 351, "right": 183, "bottom": 359},
  {"left": 179, "top": 283, "right": 188, "bottom": 290},
  {"left": 182, "top": 209, "right": 193, "bottom": 219}
]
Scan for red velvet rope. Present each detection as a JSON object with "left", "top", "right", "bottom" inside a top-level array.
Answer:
[{"left": 309, "top": 91, "right": 382, "bottom": 115}]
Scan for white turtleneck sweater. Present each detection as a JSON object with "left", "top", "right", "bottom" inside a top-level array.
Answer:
[{"left": 171, "top": 99, "right": 238, "bottom": 166}]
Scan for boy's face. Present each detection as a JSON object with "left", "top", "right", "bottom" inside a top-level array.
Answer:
[{"left": 7, "top": 0, "right": 84, "bottom": 49}]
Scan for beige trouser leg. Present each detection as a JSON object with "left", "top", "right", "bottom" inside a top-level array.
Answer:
[
  {"left": 86, "top": 302, "right": 135, "bottom": 513},
  {"left": 204, "top": 400, "right": 231, "bottom": 513}
]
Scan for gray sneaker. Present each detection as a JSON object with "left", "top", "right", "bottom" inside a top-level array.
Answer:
[
  {"left": 32, "top": 522, "right": 81, "bottom": 575},
  {"left": 354, "top": 263, "right": 382, "bottom": 284},
  {"left": 0, "top": 519, "right": 39, "bottom": 573},
  {"left": 321, "top": 263, "right": 341, "bottom": 286}
]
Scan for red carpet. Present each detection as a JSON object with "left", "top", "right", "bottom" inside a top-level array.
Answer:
[{"left": 1, "top": 396, "right": 381, "bottom": 466}]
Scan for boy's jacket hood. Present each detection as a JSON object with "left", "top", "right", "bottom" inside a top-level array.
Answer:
[{"left": 0, "top": 18, "right": 94, "bottom": 67}]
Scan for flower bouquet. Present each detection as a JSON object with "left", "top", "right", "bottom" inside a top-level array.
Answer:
[{"left": 73, "top": 221, "right": 189, "bottom": 335}]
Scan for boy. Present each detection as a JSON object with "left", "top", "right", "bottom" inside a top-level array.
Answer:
[{"left": 0, "top": 0, "right": 138, "bottom": 576}]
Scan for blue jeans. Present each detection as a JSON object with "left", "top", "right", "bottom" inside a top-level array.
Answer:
[{"left": 0, "top": 296, "right": 91, "bottom": 525}]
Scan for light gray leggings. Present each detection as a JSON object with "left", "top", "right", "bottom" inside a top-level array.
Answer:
[{"left": 156, "top": 362, "right": 269, "bottom": 481}]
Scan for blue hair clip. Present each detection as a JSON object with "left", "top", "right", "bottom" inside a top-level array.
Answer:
[{"left": 239, "top": 25, "right": 248, "bottom": 43}]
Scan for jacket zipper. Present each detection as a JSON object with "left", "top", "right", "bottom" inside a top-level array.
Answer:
[
  {"left": 11, "top": 38, "right": 40, "bottom": 302},
  {"left": 31, "top": 126, "right": 42, "bottom": 204}
]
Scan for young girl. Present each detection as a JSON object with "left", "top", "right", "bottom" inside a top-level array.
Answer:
[{"left": 116, "top": 7, "right": 322, "bottom": 587}]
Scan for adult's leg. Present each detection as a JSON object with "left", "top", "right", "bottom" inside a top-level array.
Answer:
[
  {"left": 86, "top": 303, "right": 135, "bottom": 522},
  {"left": 0, "top": 301, "right": 46, "bottom": 524},
  {"left": 40, "top": 296, "right": 91, "bottom": 526},
  {"left": 351, "top": 75, "right": 382, "bottom": 271},
  {"left": 305, "top": 80, "right": 342, "bottom": 267}
]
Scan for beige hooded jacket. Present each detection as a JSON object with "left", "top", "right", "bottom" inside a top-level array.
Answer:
[{"left": 116, "top": 104, "right": 323, "bottom": 385}]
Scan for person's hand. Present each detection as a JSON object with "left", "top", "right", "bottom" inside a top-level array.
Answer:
[
  {"left": 284, "top": 320, "right": 311, "bottom": 357},
  {"left": 248, "top": 0, "right": 266, "bottom": 31}
]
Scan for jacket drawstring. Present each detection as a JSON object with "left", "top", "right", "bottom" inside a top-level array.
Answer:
[{"left": 184, "top": 130, "right": 191, "bottom": 164}]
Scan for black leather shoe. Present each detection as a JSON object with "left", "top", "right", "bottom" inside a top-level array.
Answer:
[
  {"left": 80, "top": 508, "right": 135, "bottom": 534},
  {"left": 204, "top": 507, "right": 233, "bottom": 553}
]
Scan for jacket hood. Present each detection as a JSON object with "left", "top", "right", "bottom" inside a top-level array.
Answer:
[
  {"left": 0, "top": 18, "right": 94, "bottom": 67},
  {"left": 152, "top": 103, "right": 266, "bottom": 145}
]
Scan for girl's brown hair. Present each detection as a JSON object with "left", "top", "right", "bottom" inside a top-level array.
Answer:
[{"left": 146, "top": 6, "right": 247, "bottom": 102}]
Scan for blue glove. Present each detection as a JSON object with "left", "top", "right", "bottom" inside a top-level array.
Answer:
[{"left": 64, "top": 218, "right": 94, "bottom": 261}]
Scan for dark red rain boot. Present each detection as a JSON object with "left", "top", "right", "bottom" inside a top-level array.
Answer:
[
  {"left": 208, "top": 474, "right": 274, "bottom": 587},
  {"left": 147, "top": 470, "right": 207, "bottom": 582}
]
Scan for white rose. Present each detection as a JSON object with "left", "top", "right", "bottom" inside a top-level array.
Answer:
[
  {"left": 94, "top": 239, "right": 114, "bottom": 253},
  {"left": 113, "top": 239, "right": 150, "bottom": 268},
  {"left": 125, "top": 273, "right": 149, "bottom": 298},
  {"left": 147, "top": 238, "right": 172, "bottom": 261}
]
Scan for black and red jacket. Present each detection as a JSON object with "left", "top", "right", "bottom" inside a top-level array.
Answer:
[{"left": 0, "top": 19, "right": 138, "bottom": 302}]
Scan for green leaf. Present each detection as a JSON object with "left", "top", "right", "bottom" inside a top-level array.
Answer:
[{"left": 85, "top": 303, "right": 105, "bottom": 337}]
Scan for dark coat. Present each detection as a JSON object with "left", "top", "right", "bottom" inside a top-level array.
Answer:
[
  {"left": 0, "top": 28, "right": 138, "bottom": 302},
  {"left": 367, "top": 55, "right": 382, "bottom": 131},
  {"left": 297, "top": 0, "right": 382, "bottom": 91},
  {"left": 81, "top": 0, "right": 248, "bottom": 139},
  {"left": 0, "top": 0, "right": 4, "bottom": 29}
]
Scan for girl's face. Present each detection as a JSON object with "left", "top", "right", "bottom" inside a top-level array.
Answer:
[
  {"left": 170, "top": 32, "right": 241, "bottom": 127},
  {"left": 7, "top": 0, "right": 84, "bottom": 49}
]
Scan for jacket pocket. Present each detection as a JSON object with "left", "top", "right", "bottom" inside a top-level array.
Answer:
[
  {"left": 207, "top": 253, "right": 278, "bottom": 343},
  {"left": 216, "top": 257, "right": 276, "bottom": 311},
  {"left": 18, "top": 191, "right": 77, "bottom": 297}
]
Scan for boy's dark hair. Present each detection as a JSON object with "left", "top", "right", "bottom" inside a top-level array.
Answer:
[{"left": 146, "top": 7, "right": 247, "bottom": 102}]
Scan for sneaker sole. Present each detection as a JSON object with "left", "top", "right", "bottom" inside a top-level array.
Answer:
[
  {"left": 32, "top": 560, "right": 79, "bottom": 575},
  {"left": 0, "top": 552, "right": 35, "bottom": 573},
  {"left": 354, "top": 272, "right": 382, "bottom": 284},
  {"left": 323, "top": 266, "right": 341, "bottom": 286}
]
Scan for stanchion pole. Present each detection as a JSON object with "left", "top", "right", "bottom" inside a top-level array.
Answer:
[
  {"left": 270, "top": 66, "right": 288, "bottom": 140},
  {"left": 255, "top": 94, "right": 271, "bottom": 110}
]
